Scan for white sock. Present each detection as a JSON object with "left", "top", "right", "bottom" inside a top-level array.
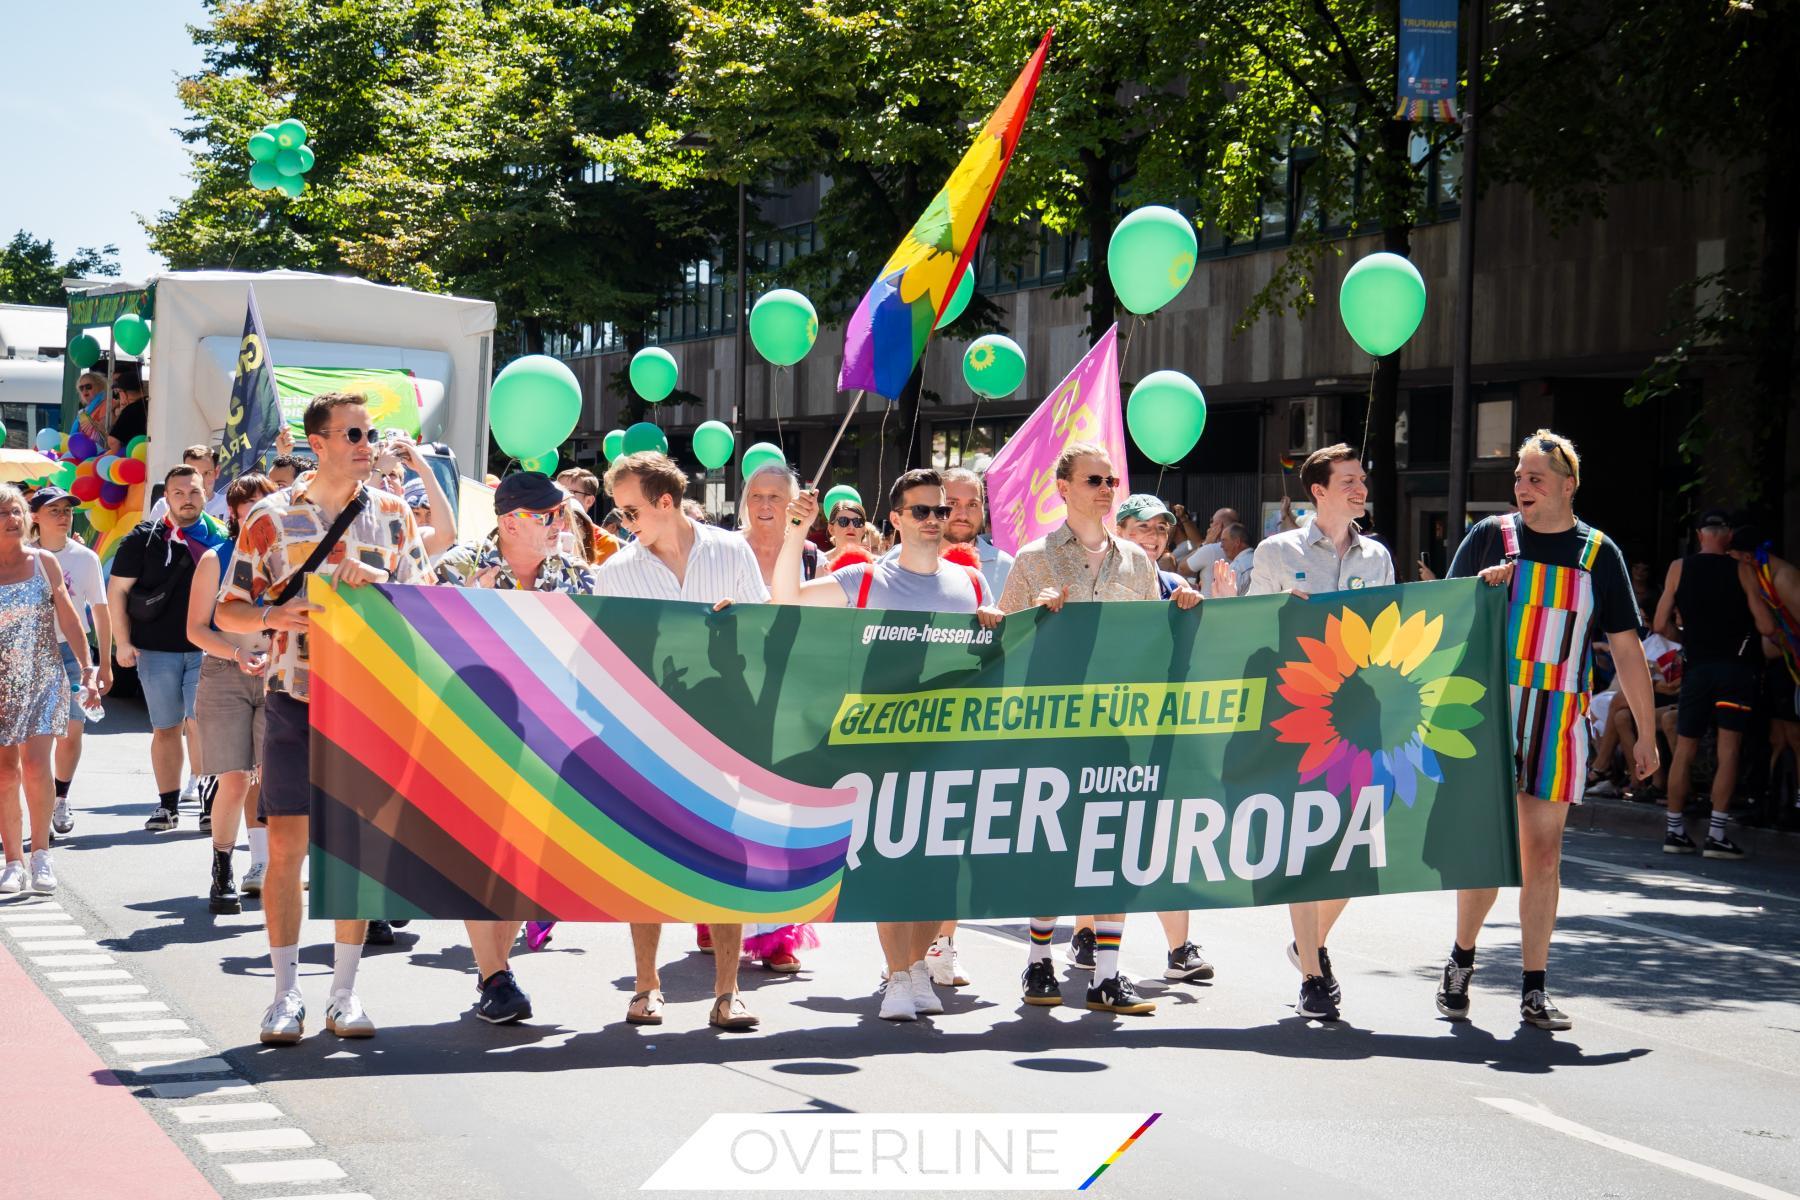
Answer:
[
  {"left": 331, "top": 941, "right": 363, "bottom": 996},
  {"left": 271, "top": 945, "right": 300, "bottom": 995},
  {"left": 247, "top": 826, "right": 268, "bottom": 867}
]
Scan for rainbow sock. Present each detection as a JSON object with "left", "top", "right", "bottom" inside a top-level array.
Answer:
[
  {"left": 1028, "top": 918, "right": 1056, "bottom": 963},
  {"left": 1094, "top": 921, "right": 1124, "bottom": 980}
]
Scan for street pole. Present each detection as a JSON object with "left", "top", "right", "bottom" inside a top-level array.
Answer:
[
  {"left": 734, "top": 181, "right": 748, "bottom": 500},
  {"left": 1446, "top": 0, "right": 1483, "bottom": 567}
]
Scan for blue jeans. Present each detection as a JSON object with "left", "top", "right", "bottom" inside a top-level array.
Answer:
[{"left": 137, "top": 649, "right": 202, "bottom": 731}]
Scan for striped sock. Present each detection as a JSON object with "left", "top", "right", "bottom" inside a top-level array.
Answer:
[
  {"left": 1094, "top": 921, "right": 1124, "bottom": 980},
  {"left": 1708, "top": 812, "right": 1728, "bottom": 841},
  {"left": 1666, "top": 812, "right": 1685, "bottom": 836},
  {"left": 1028, "top": 918, "right": 1056, "bottom": 963}
]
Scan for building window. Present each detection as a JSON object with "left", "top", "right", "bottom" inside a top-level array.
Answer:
[{"left": 1475, "top": 396, "right": 1513, "bottom": 459}]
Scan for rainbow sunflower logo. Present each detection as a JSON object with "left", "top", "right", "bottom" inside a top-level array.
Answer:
[{"left": 1270, "top": 602, "right": 1487, "bottom": 807}]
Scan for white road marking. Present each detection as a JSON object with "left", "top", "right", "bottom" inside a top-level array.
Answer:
[
  {"left": 254, "top": 1194, "right": 374, "bottom": 1200},
  {"left": 197, "top": 1127, "right": 315, "bottom": 1154},
  {"left": 7, "top": 925, "right": 88, "bottom": 938},
  {"left": 1565, "top": 853, "right": 1800, "bottom": 906},
  {"left": 46, "top": 969, "right": 131, "bottom": 983},
  {"left": 1479, "top": 1098, "right": 1800, "bottom": 1200},
  {"left": 172, "top": 1101, "right": 283, "bottom": 1124},
  {"left": 221, "top": 1159, "right": 347, "bottom": 1186},
  {"left": 124, "top": 1057, "right": 235, "bottom": 1077},
  {"left": 110, "top": 1037, "right": 210, "bottom": 1056},
  {"left": 94, "top": 1019, "right": 190, "bottom": 1035},
  {"left": 26, "top": 940, "right": 108, "bottom": 952},
  {"left": 146, "top": 1079, "right": 257, "bottom": 1101},
  {"left": 60, "top": 983, "right": 147, "bottom": 997},
  {"left": 78, "top": 1000, "right": 167, "bottom": 1015},
  {"left": 30, "top": 953, "right": 115, "bottom": 967},
  {"left": 0, "top": 908, "right": 71, "bottom": 921}
]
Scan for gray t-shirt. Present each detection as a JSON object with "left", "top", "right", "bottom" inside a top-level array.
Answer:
[{"left": 834, "top": 559, "right": 984, "bottom": 613}]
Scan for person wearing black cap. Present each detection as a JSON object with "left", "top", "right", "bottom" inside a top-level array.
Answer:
[
  {"left": 1652, "top": 509, "right": 1778, "bottom": 858},
  {"left": 434, "top": 471, "right": 596, "bottom": 1025}
]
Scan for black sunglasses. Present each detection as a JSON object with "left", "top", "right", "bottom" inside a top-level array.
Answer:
[
  {"left": 321, "top": 426, "right": 379, "bottom": 445},
  {"left": 1080, "top": 474, "right": 1121, "bottom": 489},
  {"left": 833, "top": 515, "right": 866, "bottom": 529},
  {"left": 904, "top": 505, "right": 952, "bottom": 521}
]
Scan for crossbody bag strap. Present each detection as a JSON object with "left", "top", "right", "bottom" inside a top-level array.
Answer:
[{"left": 272, "top": 487, "right": 368, "bottom": 607}]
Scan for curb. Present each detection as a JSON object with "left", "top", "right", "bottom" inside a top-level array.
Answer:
[{"left": 1571, "top": 795, "right": 1800, "bottom": 864}]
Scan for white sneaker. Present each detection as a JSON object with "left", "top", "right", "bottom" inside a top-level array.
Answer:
[
  {"left": 28, "top": 850, "right": 57, "bottom": 895},
  {"left": 260, "top": 989, "right": 306, "bottom": 1045},
  {"left": 325, "top": 989, "right": 376, "bottom": 1038},
  {"left": 0, "top": 860, "right": 25, "bottom": 894},
  {"left": 52, "top": 798, "right": 73, "bottom": 835},
  {"left": 879, "top": 970, "right": 917, "bottom": 1021},
  {"left": 908, "top": 959, "right": 944, "bottom": 1016},
  {"left": 925, "top": 935, "right": 968, "bottom": 987},
  {"left": 180, "top": 775, "right": 201, "bottom": 804},
  {"left": 240, "top": 862, "right": 266, "bottom": 895}
]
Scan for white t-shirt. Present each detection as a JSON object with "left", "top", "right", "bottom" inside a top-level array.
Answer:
[{"left": 49, "top": 540, "right": 104, "bottom": 644}]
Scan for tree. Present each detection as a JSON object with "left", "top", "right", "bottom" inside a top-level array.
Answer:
[{"left": 0, "top": 231, "right": 119, "bottom": 306}]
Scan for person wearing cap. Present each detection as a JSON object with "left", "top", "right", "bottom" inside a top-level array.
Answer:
[
  {"left": 27, "top": 487, "right": 112, "bottom": 841},
  {"left": 1651, "top": 508, "right": 1777, "bottom": 860},
  {"left": 434, "top": 471, "right": 596, "bottom": 1026}
]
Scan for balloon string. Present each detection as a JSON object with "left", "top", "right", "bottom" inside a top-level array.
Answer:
[
  {"left": 774, "top": 365, "right": 786, "bottom": 452},
  {"left": 1361, "top": 358, "right": 1377, "bottom": 466},
  {"left": 905, "top": 343, "right": 928, "bottom": 472},
  {"left": 875, "top": 399, "right": 892, "bottom": 520},
  {"left": 1155, "top": 464, "right": 1166, "bottom": 495},
  {"left": 1118, "top": 313, "right": 1144, "bottom": 379}
]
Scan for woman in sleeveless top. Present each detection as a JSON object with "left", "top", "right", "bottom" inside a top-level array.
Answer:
[{"left": 0, "top": 484, "right": 100, "bottom": 895}]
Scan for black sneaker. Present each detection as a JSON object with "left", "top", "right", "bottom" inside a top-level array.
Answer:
[
  {"left": 1287, "top": 941, "right": 1343, "bottom": 1005},
  {"left": 1021, "top": 959, "right": 1062, "bottom": 1007},
  {"left": 1702, "top": 836, "right": 1745, "bottom": 860},
  {"left": 144, "top": 805, "right": 178, "bottom": 833},
  {"left": 1663, "top": 830, "right": 1697, "bottom": 854},
  {"left": 364, "top": 920, "right": 396, "bottom": 946},
  {"left": 1066, "top": 927, "right": 1096, "bottom": 972},
  {"left": 1164, "top": 941, "right": 1215, "bottom": 982},
  {"left": 1520, "top": 989, "right": 1572, "bottom": 1030},
  {"left": 1296, "top": 975, "right": 1340, "bottom": 1022},
  {"left": 476, "top": 970, "right": 533, "bottom": 1024},
  {"left": 1086, "top": 973, "right": 1156, "bottom": 1015},
  {"left": 1435, "top": 957, "right": 1473, "bottom": 1020}
]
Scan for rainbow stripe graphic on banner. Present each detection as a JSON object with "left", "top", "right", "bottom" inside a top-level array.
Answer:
[
  {"left": 307, "top": 582, "right": 857, "bottom": 922},
  {"left": 1077, "top": 1112, "right": 1160, "bottom": 1190}
]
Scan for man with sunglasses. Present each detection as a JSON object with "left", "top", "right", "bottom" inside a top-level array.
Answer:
[
  {"left": 594, "top": 449, "right": 770, "bottom": 1031},
  {"left": 216, "top": 392, "right": 433, "bottom": 1048},
  {"left": 998, "top": 442, "right": 1167, "bottom": 1015},
  {"left": 771, "top": 468, "right": 1003, "bottom": 1021}
]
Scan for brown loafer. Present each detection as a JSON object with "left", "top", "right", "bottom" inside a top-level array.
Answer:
[
  {"left": 626, "top": 989, "right": 665, "bottom": 1025},
  {"left": 709, "top": 992, "right": 760, "bottom": 1030}
]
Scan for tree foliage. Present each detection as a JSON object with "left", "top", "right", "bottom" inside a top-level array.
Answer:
[{"left": 0, "top": 231, "right": 120, "bottom": 307}]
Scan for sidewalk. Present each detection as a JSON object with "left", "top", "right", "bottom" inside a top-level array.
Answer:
[
  {"left": 0, "top": 910, "right": 220, "bottom": 1200},
  {"left": 1571, "top": 794, "right": 1800, "bottom": 864}
]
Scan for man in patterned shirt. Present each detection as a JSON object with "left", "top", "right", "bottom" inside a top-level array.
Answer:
[{"left": 216, "top": 392, "right": 433, "bottom": 1048}]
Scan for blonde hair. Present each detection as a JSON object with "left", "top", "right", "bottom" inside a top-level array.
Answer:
[
  {"left": 1053, "top": 441, "right": 1112, "bottom": 481},
  {"left": 1517, "top": 428, "right": 1581, "bottom": 490},
  {"left": 564, "top": 498, "right": 598, "bottom": 564},
  {"left": 0, "top": 483, "right": 25, "bottom": 528}
]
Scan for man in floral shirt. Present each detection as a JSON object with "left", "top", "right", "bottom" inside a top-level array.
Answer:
[{"left": 215, "top": 392, "right": 432, "bottom": 1050}]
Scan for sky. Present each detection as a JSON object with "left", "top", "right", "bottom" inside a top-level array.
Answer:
[{"left": 1, "top": 1, "right": 211, "bottom": 282}]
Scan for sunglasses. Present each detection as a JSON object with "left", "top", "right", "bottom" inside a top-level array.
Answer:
[
  {"left": 509, "top": 507, "right": 564, "bottom": 527},
  {"left": 1535, "top": 438, "right": 1571, "bottom": 471},
  {"left": 904, "top": 505, "right": 952, "bottom": 521},
  {"left": 832, "top": 515, "right": 866, "bottom": 529},
  {"left": 613, "top": 505, "right": 640, "bottom": 524},
  {"left": 1079, "top": 474, "right": 1120, "bottom": 489},
  {"left": 321, "top": 426, "right": 379, "bottom": 445}
]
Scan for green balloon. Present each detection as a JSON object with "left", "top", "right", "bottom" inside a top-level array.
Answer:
[
  {"left": 274, "top": 118, "right": 308, "bottom": 149},
  {"left": 248, "top": 161, "right": 280, "bottom": 190},
  {"left": 935, "top": 268, "right": 974, "bottom": 330},
  {"left": 276, "top": 147, "right": 305, "bottom": 176},
  {"left": 247, "top": 131, "right": 278, "bottom": 163},
  {"left": 602, "top": 429, "right": 626, "bottom": 461},
  {"left": 749, "top": 289, "right": 818, "bottom": 366},
  {"left": 275, "top": 174, "right": 305, "bottom": 198},
  {"left": 629, "top": 346, "right": 678, "bottom": 403},
  {"left": 1108, "top": 205, "right": 1198, "bottom": 315},
  {"left": 740, "top": 441, "right": 786, "bottom": 481},
  {"left": 1127, "top": 370, "right": 1208, "bottom": 465},
  {"left": 692, "top": 420, "right": 735, "bottom": 470},
  {"left": 962, "top": 334, "right": 1026, "bottom": 399},
  {"left": 489, "top": 354, "right": 583, "bottom": 458},
  {"left": 1338, "top": 252, "right": 1426, "bottom": 357},
  {"left": 621, "top": 421, "right": 668, "bottom": 456},
  {"left": 52, "top": 461, "right": 78, "bottom": 489},
  {"left": 67, "top": 333, "right": 100, "bottom": 369},
  {"left": 112, "top": 313, "right": 150, "bottom": 356},
  {"left": 520, "top": 449, "right": 558, "bottom": 476},
  {"left": 822, "top": 484, "right": 862, "bottom": 515},
  {"left": 295, "top": 144, "right": 315, "bottom": 173}
]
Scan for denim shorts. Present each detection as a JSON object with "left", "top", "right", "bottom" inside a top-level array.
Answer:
[
  {"left": 137, "top": 649, "right": 202, "bottom": 731},
  {"left": 59, "top": 643, "right": 88, "bottom": 725}
]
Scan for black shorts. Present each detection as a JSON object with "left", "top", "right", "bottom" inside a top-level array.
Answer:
[
  {"left": 1675, "top": 658, "right": 1757, "bottom": 738},
  {"left": 257, "top": 690, "right": 314, "bottom": 820}
]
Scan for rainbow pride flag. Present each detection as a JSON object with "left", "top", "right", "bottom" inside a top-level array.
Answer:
[
  {"left": 837, "top": 32, "right": 1052, "bottom": 400},
  {"left": 306, "top": 581, "right": 857, "bottom": 922}
]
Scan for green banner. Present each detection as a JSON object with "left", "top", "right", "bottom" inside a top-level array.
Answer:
[
  {"left": 272, "top": 365, "right": 421, "bottom": 438},
  {"left": 308, "top": 578, "right": 1520, "bottom": 921}
]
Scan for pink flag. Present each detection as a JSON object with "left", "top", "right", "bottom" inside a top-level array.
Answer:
[{"left": 984, "top": 324, "right": 1130, "bottom": 554}]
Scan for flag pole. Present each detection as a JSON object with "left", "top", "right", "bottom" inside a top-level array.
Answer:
[{"left": 807, "top": 390, "right": 866, "bottom": 490}]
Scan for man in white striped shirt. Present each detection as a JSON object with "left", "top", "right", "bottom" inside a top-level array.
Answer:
[{"left": 594, "top": 451, "right": 768, "bottom": 1030}]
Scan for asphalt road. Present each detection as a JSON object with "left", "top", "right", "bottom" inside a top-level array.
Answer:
[{"left": 6, "top": 700, "right": 1799, "bottom": 1200}]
